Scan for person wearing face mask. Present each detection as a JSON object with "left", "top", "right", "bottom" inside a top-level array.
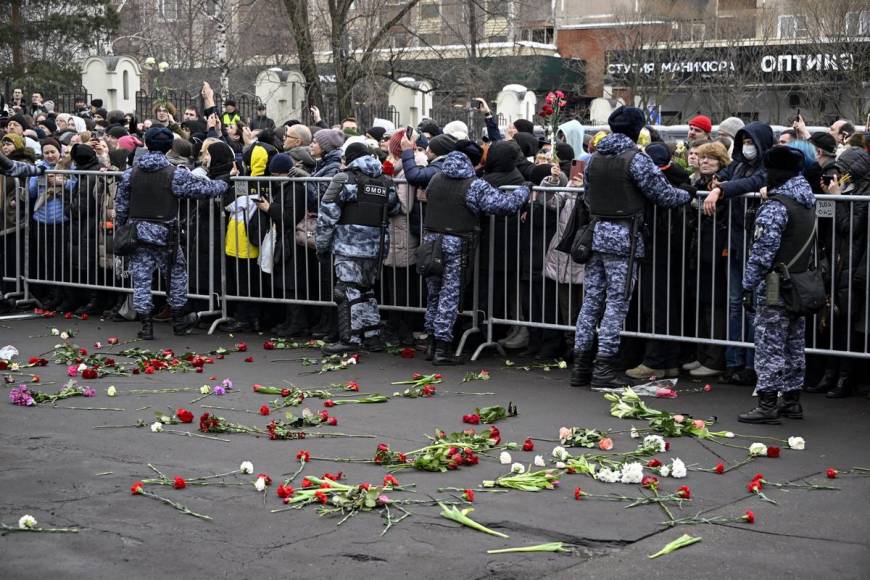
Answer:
[
  {"left": 701, "top": 122, "right": 774, "bottom": 385},
  {"left": 739, "top": 146, "right": 815, "bottom": 424}
]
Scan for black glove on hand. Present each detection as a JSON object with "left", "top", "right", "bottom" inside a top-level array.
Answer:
[
  {"left": 0, "top": 152, "right": 14, "bottom": 173},
  {"left": 683, "top": 184, "right": 698, "bottom": 198},
  {"left": 741, "top": 289, "right": 755, "bottom": 312}
]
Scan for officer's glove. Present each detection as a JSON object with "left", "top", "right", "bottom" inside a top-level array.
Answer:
[
  {"left": 683, "top": 184, "right": 697, "bottom": 198},
  {"left": 741, "top": 289, "right": 755, "bottom": 312},
  {"left": 0, "top": 152, "right": 14, "bottom": 173},
  {"left": 316, "top": 250, "right": 331, "bottom": 264}
]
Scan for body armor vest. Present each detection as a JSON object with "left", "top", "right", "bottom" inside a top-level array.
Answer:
[
  {"left": 586, "top": 149, "right": 646, "bottom": 219},
  {"left": 423, "top": 173, "right": 478, "bottom": 235},
  {"left": 128, "top": 165, "right": 177, "bottom": 221},
  {"left": 337, "top": 171, "right": 391, "bottom": 227},
  {"left": 771, "top": 195, "right": 815, "bottom": 273}
]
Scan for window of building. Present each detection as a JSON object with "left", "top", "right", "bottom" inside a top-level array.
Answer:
[
  {"left": 522, "top": 27, "right": 554, "bottom": 44},
  {"left": 777, "top": 14, "right": 807, "bottom": 38},
  {"left": 158, "top": 0, "right": 178, "bottom": 21},
  {"left": 122, "top": 70, "right": 129, "bottom": 100},
  {"left": 487, "top": 35, "right": 507, "bottom": 43},
  {"left": 675, "top": 22, "right": 706, "bottom": 41},
  {"left": 845, "top": 11, "right": 870, "bottom": 35},
  {"left": 420, "top": 3, "right": 440, "bottom": 19}
]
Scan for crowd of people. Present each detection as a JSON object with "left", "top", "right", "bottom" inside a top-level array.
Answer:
[{"left": 1, "top": 83, "right": 869, "bottom": 411}]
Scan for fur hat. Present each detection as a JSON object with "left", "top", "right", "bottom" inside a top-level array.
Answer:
[
  {"left": 443, "top": 120, "right": 469, "bottom": 140},
  {"left": 608, "top": 106, "right": 646, "bottom": 142}
]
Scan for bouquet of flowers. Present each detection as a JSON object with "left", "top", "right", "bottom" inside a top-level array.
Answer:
[{"left": 9, "top": 380, "right": 95, "bottom": 406}]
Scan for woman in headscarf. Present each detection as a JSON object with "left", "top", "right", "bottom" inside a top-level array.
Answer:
[{"left": 66, "top": 143, "right": 105, "bottom": 314}]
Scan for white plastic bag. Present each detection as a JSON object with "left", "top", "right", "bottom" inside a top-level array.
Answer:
[
  {"left": 0, "top": 345, "right": 19, "bottom": 361},
  {"left": 257, "top": 225, "right": 276, "bottom": 274}
]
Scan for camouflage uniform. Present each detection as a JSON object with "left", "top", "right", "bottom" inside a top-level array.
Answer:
[
  {"left": 423, "top": 152, "right": 530, "bottom": 342},
  {"left": 743, "top": 175, "right": 815, "bottom": 394},
  {"left": 114, "top": 151, "right": 228, "bottom": 316},
  {"left": 316, "top": 155, "right": 400, "bottom": 344},
  {"left": 574, "top": 133, "right": 692, "bottom": 357}
]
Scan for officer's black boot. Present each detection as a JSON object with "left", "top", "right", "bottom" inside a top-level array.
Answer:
[
  {"left": 433, "top": 340, "right": 460, "bottom": 366},
  {"left": 321, "top": 298, "right": 357, "bottom": 355},
  {"left": 778, "top": 390, "right": 803, "bottom": 419},
  {"left": 172, "top": 311, "right": 198, "bottom": 336},
  {"left": 804, "top": 367, "right": 836, "bottom": 393},
  {"left": 424, "top": 335, "right": 435, "bottom": 361},
  {"left": 826, "top": 371, "right": 852, "bottom": 398},
  {"left": 591, "top": 356, "right": 627, "bottom": 388},
  {"left": 570, "top": 350, "right": 594, "bottom": 388},
  {"left": 363, "top": 333, "right": 386, "bottom": 352},
  {"left": 738, "top": 390, "right": 782, "bottom": 424},
  {"left": 137, "top": 316, "right": 154, "bottom": 340}
]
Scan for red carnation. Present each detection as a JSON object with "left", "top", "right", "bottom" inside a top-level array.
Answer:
[
  {"left": 132, "top": 368, "right": 140, "bottom": 375},
  {"left": 346, "top": 381, "right": 360, "bottom": 391},
  {"left": 539, "top": 104, "right": 555, "bottom": 117},
  {"left": 0, "top": 361, "right": 7, "bottom": 370},
  {"left": 281, "top": 388, "right": 291, "bottom": 398},
  {"left": 434, "top": 373, "right": 442, "bottom": 379},
  {"left": 747, "top": 480, "right": 763, "bottom": 493},
  {"left": 383, "top": 474, "right": 399, "bottom": 488},
  {"left": 176, "top": 408, "right": 194, "bottom": 423},
  {"left": 263, "top": 340, "right": 276, "bottom": 350},
  {"left": 826, "top": 468, "right": 838, "bottom": 479},
  {"left": 400, "top": 347, "right": 415, "bottom": 359},
  {"left": 81, "top": 368, "right": 98, "bottom": 380},
  {"left": 79, "top": 348, "right": 88, "bottom": 356},
  {"left": 81, "top": 313, "right": 89, "bottom": 320},
  {"left": 277, "top": 484, "right": 294, "bottom": 499},
  {"left": 323, "top": 472, "right": 343, "bottom": 481},
  {"left": 767, "top": 446, "right": 780, "bottom": 458},
  {"left": 752, "top": 473, "right": 764, "bottom": 481},
  {"left": 236, "top": 342, "right": 247, "bottom": 352},
  {"left": 522, "top": 438, "right": 534, "bottom": 452},
  {"left": 301, "top": 477, "right": 313, "bottom": 488},
  {"left": 296, "top": 450, "right": 311, "bottom": 463},
  {"left": 324, "top": 400, "right": 335, "bottom": 408},
  {"left": 676, "top": 485, "right": 691, "bottom": 499},
  {"left": 574, "top": 487, "right": 584, "bottom": 500},
  {"left": 28, "top": 357, "right": 39, "bottom": 365},
  {"left": 314, "top": 490, "right": 328, "bottom": 504},
  {"left": 463, "top": 489, "right": 475, "bottom": 502},
  {"left": 647, "top": 458, "right": 662, "bottom": 468},
  {"left": 173, "top": 476, "right": 186, "bottom": 490},
  {"left": 64, "top": 312, "right": 73, "bottom": 319},
  {"left": 641, "top": 475, "right": 659, "bottom": 490},
  {"left": 104, "top": 358, "right": 115, "bottom": 367},
  {"left": 257, "top": 473, "right": 273, "bottom": 485},
  {"left": 743, "top": 510, "right": 755, "bottom": 524},
  {"left": 195, "top": 367, "right": 203, "bottom": 373},
  {"left": 244, "top": 356, "right": 254, "bottom": 363},
  {"left": 412, "top": 372, "right": 422, "bottom": 380},
  {"left": 714, "top": 463, "right": 725, "bottom": 474},
  {"left": 259, "top": 405, "right": 270, "bottom": 416},
  {"left": 131, "top": 481, "right": 144, "bottom": 495},
  {"left": 463, "top": 413, "right": 480, "bottom": 425},
  {"left": 326, "top": 417, "right": 338, "bottom": 426},
  {"left": 422, "top": 385, "right": 436, "bottom": 397},
  {"left": 319, "top": 482, "right": 331, "bottom": 490},
  {"left": 359, "top": 482, "right": 371, "bottom": 491}
]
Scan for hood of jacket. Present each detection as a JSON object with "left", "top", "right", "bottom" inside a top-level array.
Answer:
[
  {"left": 441, "top": 151, "right": 476, "bottom": 179},
  {"left": 317, "top": 148, "right": 343, "bottom": 169},
  {"left": 595, "top": 132, "right": 638, "bottom": 157},
  {"left": 558, "top": 119, "right": 585, "bottom": 160},
  {"left": 732, "top": 122, "right": 774, "bottom": 166},
  {"left": 135, "top": 151, "right": 172, "bottom": 172},
  {"left": 835, "top": 147, "right": 870, "bottom": 192},
  {"left": 771, "top": 175, "right": 814, "bottom": 208},
  {"left": 347, "top": 154, "right": 383, "bottom": 178},
  {"left": 485, "top": 140, "right": 521, "bottom": 174}
]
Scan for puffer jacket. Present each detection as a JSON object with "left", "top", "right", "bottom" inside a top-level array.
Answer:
[{"left": 383, "top": 164, "right": 419, "bottom": 267}]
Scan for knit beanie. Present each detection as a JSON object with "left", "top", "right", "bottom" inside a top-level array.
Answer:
[
  {"left": 366, "top": 126, "right": 387, "bottom": 142},
  {"left": 717, "top": 116, "right": 744, "bottom": 139},
  {"left": 70, "top": 143, "right": 97, "bottom": 167},
  {"left": 313, "top": 128, "right": 345, "bottom": 152},
  {"left": 117, "top": 135, "right": 141, "bottom": 153},
  {"left": 645, "top": 142, "right": 671, "bottom": 168},
  {"left": 428, "top": 134, "right": 457, "bottom": 157},
  {"left": 9, "top": 114, "right": 31, "bottom": 130},
  {"left": 443, "top": 120, "right": 469, "bottom": 140},
  {"left": 38, "top": 117, "right": 57, "bottom": 134},
  {"left": 343, "top": 142, "right": 370, "bottom": 165},
  {"left": 268, "top": 152, "right": 295, "bottom": 175},
  {"left": 40, "top": 137, "right": 61, "bottom": 153},
  {"left": 144, "top": 126, "right": 175, "bottom": 153},
  {"left": 608, "top": 106, "right": 646, "bottom": 142},
  {"left": 764, "top": 145, "right": 804, "bottom": 189},
  {"left": 454, "top": 139, "right": 483, "bottom": 166},
  {"left": 388, "top": 131, "right": 404, "bottom": 158},
  {"left": 688, "top": 115, "right": 713, "bottom": 134},
  {"left": 513, "top": 119, "right": 535, "bottom": 134},
  {"left": 107, "top": 125, "right": 129, "bottom": 138}
]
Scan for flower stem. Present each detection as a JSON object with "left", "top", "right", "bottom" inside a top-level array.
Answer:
[
  {"left": 0, "top": 523, "right": 80, "bottom": 534},
  {"left": 137, "top": 490, "right": 212, "bottom": 521}
]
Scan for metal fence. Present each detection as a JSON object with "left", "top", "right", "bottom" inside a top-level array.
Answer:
[
  {"left": 135, "top": 90, "right": 261, "bottom": 124},
  {"left": 6, "top": 171, "right": 870, "bottom": 363}
]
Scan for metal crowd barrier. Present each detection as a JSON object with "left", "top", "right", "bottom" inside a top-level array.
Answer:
[
  {"left": 8, "top": 169, "right": 870, "bottom": 364},
  {"left": 18, "top": 169, "right": 221, "bottom": 319}
]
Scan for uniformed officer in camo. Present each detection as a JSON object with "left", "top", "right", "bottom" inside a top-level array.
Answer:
[
  {"left": 316, "top": 143, "right": 400, "bottom": 354},
  {"left": 739, "top": 146, "right": 815, "bottom": 425},
  {"left": 422, "top": 151, "right": 530, "bottom": 365},
  {"left": 114, "top": 127, "right": 228, "bottom": 340},
  {"left": 572, "top": 106, "right": 693, "bottom": 388}
]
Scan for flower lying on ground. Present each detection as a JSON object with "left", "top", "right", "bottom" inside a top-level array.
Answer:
[
  {"left": 788, "top": 436, "right": 805, "bottom": 450},
  {"left": 18, "top": 515, "right": 37, "bottom": 529},
  {"left": 240, "top": 461, "right": 254, "bottom": 474},
  {"left": 748, "top": 443, "right": 768, "bottom": 457}
]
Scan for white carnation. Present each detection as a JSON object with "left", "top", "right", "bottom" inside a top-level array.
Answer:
[
  {"left": 254, "top": 477, "right": 267, "bottom": 492},
  {"left": 50, "top": 328, "right": 60, "bottom": 336},
  {"left": 149, "top": 421, "right": 163, "bottom": 433},
  {"left": 723, "top": 431, "right": 735, "bottom": 438},
  {"left": 788, "top": 436, "right": 805, "bottom": 450},
  {"left": 60, "top": 331, "right": 70, "bottom": 340},
  {"left": 643, "top": 434, "right": 666, "bottom": 453},
  {"left": 670, "top": 458, "right": 687, "bottom": 478},
  {"left": 630, "top": 427, "right": 639, "bottom": 439},
  {"left": 551, "top": 446, "right": 568, "bottom": 460},
  {"left": 239, "top": 461, "right": 254, "bottom": 474},
  {"left": 749, "top": 442, "right": 768, "bottom": 457},
  {"left": 499, "top": 451, "right": 512, "bottom": 465},
  {"left": 596, "top": 466, "right": 620, "bottom": 483},
  {"left": 511, "top": 462, "right": 525, "bottom": 474},
  {"left": 555, "top": 461, "right": 566, "bottom": 469},
  {"left": 534, "top": 455, "right": 546, "bottom": 467},
  {"left": 660, "top": 465, "right": 671, "bottom": 477},
  {"left": 106, "top": 385, "right": 117, "bottom": 397},
  {"left": 18, "top": 514, "right": 37, "bottom": 529},
  {"left": 619, "top": 462, "right": 644, "bottom": 484},
  {"left": 200, "top": 385, "right": 211, "bottom": 394}
]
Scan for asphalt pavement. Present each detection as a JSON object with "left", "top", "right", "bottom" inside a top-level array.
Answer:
[{"left": 0, "top": 314, "right": 868, "bottom": 580}]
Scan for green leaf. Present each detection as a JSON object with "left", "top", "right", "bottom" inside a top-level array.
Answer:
[
  {"left": 487, "top": 542, "right": 571, "bottom": 554},
  {"left": 648, "top": 534, "right": 702, "bottom": 559},
  {"left": 438, "top": 502, "right": 508, "bottom": 538}
]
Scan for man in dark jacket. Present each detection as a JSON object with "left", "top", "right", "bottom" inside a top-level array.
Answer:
[
  {"left": 249, "top": 104, "right": 275, "bottom": 132},
  {"left": 114, "top": 127, "right": 229, "bottom": 339},
  {"left": 400, "top": 132, "right": 456, "bottom": 189},
  {"left": 702, "top": 121, "right": 774, "bottom": 385}
]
